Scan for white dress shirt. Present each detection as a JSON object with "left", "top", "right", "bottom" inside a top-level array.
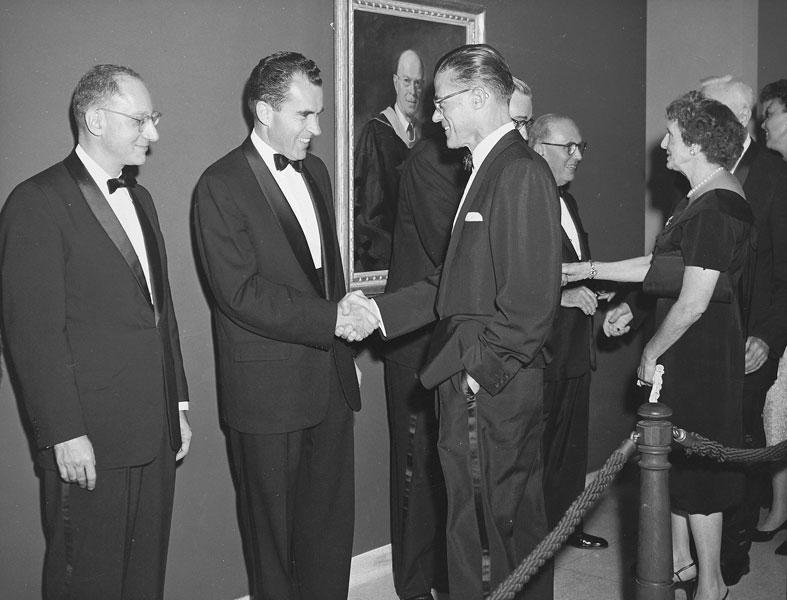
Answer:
[
  {"left": 560, "top": 196, "right": 583, "bottom": 259},
  {"left": 251, "top": 130, "right": 322, "bottom": 269}
]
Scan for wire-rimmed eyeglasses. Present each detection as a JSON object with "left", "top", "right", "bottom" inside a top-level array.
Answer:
[
  {"left": 513, "top": 117, "right": 535, "bottom": 132},
  {"left": 541, "top": 141, "right": 588, "bottom": 156},
  {"left": 98, "top": 108, "right": 162, "bottom": 132}
]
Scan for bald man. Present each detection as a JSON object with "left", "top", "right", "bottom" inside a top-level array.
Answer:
[
  {"left": 701, "top": 75, "right": 787, "bottom": 585},
  {"left": 354, "top": 49, "right": 425, "bottom": 271}
]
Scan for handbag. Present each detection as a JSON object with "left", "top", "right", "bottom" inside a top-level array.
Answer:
[{"left": 642, "top": 251, "right": 733, "bottom": 303}]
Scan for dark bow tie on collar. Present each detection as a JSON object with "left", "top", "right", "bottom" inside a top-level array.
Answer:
[
  {"left": 274, "top": 153, "right": 303, "bottom": 173},
  {"left": 107, "top": 173, "right": 137, "bottom": 194}
]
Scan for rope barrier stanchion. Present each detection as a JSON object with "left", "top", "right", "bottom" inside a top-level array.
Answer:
[
  {"left": 487, "top": 437, "right": 637, "bottom": 600},
  {"left": 633, "top": 366, "right": 673, "bottom": 600}
]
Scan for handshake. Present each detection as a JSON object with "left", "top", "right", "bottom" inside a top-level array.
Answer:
[{"left": 335, "top": 291, "right": 381, "bottom": 342}]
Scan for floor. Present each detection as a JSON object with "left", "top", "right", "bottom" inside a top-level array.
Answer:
[{"left": 348, "top": 466, "right": 787, "bottom": 600}]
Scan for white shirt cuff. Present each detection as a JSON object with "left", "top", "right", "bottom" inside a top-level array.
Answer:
[
  {"left": 178, "top": 402, "right": 189, "bottom": 411},
  {"left": 369, "top": 299, "right": 387, "bottom": 337}
]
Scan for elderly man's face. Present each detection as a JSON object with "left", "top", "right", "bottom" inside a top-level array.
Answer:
[
  {"left": 95, "top": 75, "right": 160, "bottom": 173},
  {"left": 762, "top": 98, "right": 787, "bottom": 158},
  {"left": 540, "top": 119, "right": 584, "bottom": 186},
  {"left": 393, "top": 51, "right": 424, "bottom": 119},
  {"left": 509, "top": 89, "right": 533, "bottom": 140}
]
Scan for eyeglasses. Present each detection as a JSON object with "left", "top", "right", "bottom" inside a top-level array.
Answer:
[
  {"left": 541, "top": 141, "right": 588, "bottom": 156},
  {"left": 98, "top": 108, "right": 162, "bottom": 132},
  {"left": 513, "top": 117, "right": 535, "bottom": 131},
  {"left": 433, "top": 88, "right": 473, "bottom": 114}
]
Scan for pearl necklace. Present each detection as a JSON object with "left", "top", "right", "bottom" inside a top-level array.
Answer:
[{"left": 687, "top": 166, "right": 724, "bottom": 198}]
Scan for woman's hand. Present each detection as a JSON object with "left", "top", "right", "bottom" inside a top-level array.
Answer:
[
  {"left": 562, "top": 261, "right": 590, "bottom": 283},
  {"left": 637, "top": 353, "right": 658, "bottom": 386},
  {"left": 602, "top": 302, "right": 633, "bottom": 337}
]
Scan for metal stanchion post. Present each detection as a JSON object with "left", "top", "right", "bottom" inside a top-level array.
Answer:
[{"left": 634, "top": 398, "right": 674, "bottom": 600}]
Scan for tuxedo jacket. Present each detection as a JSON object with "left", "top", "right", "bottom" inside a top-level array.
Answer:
[
  {"left": 543, "top": 190, "right": 595, "bottom": 382},
  {"left": 193, "top": 138, "right": 360, "bottom": 434},
  {"left": 735, "top": 141, "right": 787, "bottom": 358},
  {"left": 0, "top": 152, "right": 188, "bottom": 470},
  {"left": 376, "top": 130, "right": 561, "bottom": 395},
  {"left": 383, "top": 135, "right": 468, "bottom": 369}
]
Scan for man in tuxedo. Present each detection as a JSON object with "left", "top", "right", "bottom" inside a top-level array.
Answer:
[
  {"left": 346, "top": 44, "right": 561, "bottom": 600},
  {"left": 529, "top": 114, "right": 609, "bottom": 550},
  {"left": 701, "top": 75, "right": 787, "bottom": 585},
  {"left": 354, "top": 49, "right": 425, "bottom": 271},
  {"left": 0, "top": 64, "right": 191, "bottom": 600},
  {"left": 193, "top": 52, "right": 370, "bottom": 600}
]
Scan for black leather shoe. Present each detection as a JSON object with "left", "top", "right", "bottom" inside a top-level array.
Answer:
[
  {"left": 567, "top": 531, "right": 609, "bottom": 549},
  {"left": 721, "top": 554, "right": 750, "bottom": 586},
  {"left": 750, "top": 519, "right": 787, "bottom": 542},
  {"left": 404, "top": 594, "right": 434, "bottom": 600}
]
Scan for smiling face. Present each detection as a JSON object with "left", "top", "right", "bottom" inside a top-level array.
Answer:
[
  {"left": 538, "top": 118, "right": 583, "bottom": 186},
  {"left": 259, "top": 74, "right": 323, "bottom": 160},
  {"left": 661, "top": 119, "right": 693, "bottom": 174},
  {"left": 762, "top": 98, "right": 787, "bottom": 159},
  {"left": 90, "top": 75, "right": 159, "bottom": 174},
  {"left": 431, "top": 70, "right": 477, "bottom": 150},
  {"left": 393, "top": 50, "right": 424, "bottom": 120}
]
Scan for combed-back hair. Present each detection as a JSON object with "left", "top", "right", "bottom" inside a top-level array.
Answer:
[
  {"left": 246, "top": 51, "right": 322, "bottom": 113},
  {"left": 434, "top": 44, "right": 514, "bottom": 104},
  {"left": 528, "top": 113, "right": 573, "bottom": 146},
  {"left": 760, "top": 79, "right": 787, "bottom": 109},
  {"left": 512, "top": 76, "right": 532, "bottom": 98},
  {"left": 71, "top": 64, "right": 142, "bottom": 128},
  {"left": 666, "top": 90, "right": 746, "bottom": 170}
]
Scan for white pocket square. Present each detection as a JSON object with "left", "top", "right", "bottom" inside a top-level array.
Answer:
[{"left": 465, "top": 212, "right": 483, "bottom": 222}]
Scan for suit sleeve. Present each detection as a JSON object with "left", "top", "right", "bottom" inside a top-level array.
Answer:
[
  {"left": 463, "top": 159, "right": 562, "bottom": 392},
  {"left": 0, "top": 183, "right": 86, "bottom": 448},
  {"left": 193, "top": 172, "right": 337, "bottom": 349}
]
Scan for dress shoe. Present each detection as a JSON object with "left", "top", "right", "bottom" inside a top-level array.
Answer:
[
  {"left": 567, "top": 531, "right": 609, "bottom": 549},
  {"left": 776, "top": 540, "right": 787, "bottom": 556},
  {"left": 404, "top": 594, "right": 434, "bottom": 600},
  {"left": 721, "top": 553, "right": 750, "bottom": 586},
  {"left": 750, "top": 518, "right": 787, "bottom": 542}
]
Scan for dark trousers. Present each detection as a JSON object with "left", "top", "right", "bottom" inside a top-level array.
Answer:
[
  {"left": 721, "top": 356, "right": 778, "bottom": 568},
  {"left": 384, "top": 360, "right": 448, "bottom": 598},
  {"left": 542, "top": 373, "right": 591, "bottom": 529},
  {"left": 228, "top": 381, "right": 355, "bottom": 600},
  {"left": 436, "top": 369, "right": 553, "bottom": 600},
  {"left": 42, "top": 428, "right": 175, "bottom": 600}
]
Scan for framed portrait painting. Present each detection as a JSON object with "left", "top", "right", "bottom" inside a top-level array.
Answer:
[{"left": 334, "top": 0, "right": 485, "bottom": 294}]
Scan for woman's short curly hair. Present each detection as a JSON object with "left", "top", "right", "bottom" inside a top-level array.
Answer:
[{"left": 666, "top": 90, "right": 746, "bottom": 169}]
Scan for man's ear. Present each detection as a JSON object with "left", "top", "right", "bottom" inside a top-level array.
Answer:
[
  {"left": 532, "top": 141, "right": 546, "bottom": 157},
  {"left": 84, "top": 107, "right": 104, "bottom": 137},
  {"left": 470, "top": 87, "right": 488, "bottom": 109},
  {"left": 255, "top": 100, "right": 273, "bottom": 127}
]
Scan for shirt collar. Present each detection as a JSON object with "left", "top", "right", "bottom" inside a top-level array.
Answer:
[
  {"left": 471, "top": 121, "right": 515, "bottom": 171},
  {"left": 75, "top": 144, "right": 121, "bottom": 193},
  {"left": 393, "top": 103, "right": 412, "bottom": 129},
  {"left": 731, "top": 135, "right": 752, "bottom": 174},
  {"left": 251, "top": 129, "right": 285, "bottom": 172}
]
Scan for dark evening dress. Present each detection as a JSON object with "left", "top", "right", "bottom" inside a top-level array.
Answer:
[{"left": 643, "top": 188, "right": 754, "bottom": 514}]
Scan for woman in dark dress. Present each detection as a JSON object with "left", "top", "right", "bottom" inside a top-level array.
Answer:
[{"left": 563, "top": 91, "right": 751, "bottom": 600}]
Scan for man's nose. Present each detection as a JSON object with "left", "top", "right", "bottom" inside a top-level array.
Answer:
[{"left": 432, "top": 108, "right": 442, "bottom": 123}]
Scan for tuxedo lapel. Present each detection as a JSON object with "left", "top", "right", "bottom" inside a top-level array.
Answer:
[
  {"left": 301, "top": 165, "right": 338, "bottom": 300},
  {"left": 241, "top": 139, "right": 323, "bottom": 297},
  {"left": 561, "top": 192, "right": 589, "bottom": 261},
  {"left": 734, "top": 140, "right": 757, "bottom": 187},
  {"left": 63, "top": 152, "right": 153, "bottom": 307},
  {"left": 130, "top": 191, "right": 163, "bottom": 324}
]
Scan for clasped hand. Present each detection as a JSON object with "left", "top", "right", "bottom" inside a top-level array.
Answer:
[{"left": 335, "top": 291, "right": 380, "bottom": 342}]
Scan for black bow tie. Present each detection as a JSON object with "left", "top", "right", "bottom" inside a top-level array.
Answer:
[
  {"left": 107, "top": 173, "right": 136, "bottom": 194},
  {"left": 274, "top": 153, "right": 303, "bottom": 173}
]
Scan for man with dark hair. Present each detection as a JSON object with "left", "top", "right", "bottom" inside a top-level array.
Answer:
[
  {"left": 345, "top": 44, "right": 561, "bottom": 600},
  {"left": 193, "top": 51, "right": 371, "bottom": 600},
  {"left": 701, "top": 74, "right": 787, "bottom": 585},
  {"left": 354, "top": 49, "right": 425, "bottom": 271},
  {"left": 0, "top": 64, "right": 191, "bottom": 599},
  {"left": 529, "top": 114, "right": 610, "bottom": 551}
]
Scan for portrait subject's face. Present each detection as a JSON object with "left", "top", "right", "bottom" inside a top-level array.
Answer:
[
  {"left": 393, "top": 50, "right": 424, "bottom": 120},
  {"left": 266, "top": 74, "right": 323, "bottom": 161},
  {"left": 96, "top": 76, "right": 159, "bottom": 173},
  {"left": 762, "top": 98, "right": 787, "bottom": 157},
  {"left": 540, "top": 119, "right": 583, "bottom": 186}
]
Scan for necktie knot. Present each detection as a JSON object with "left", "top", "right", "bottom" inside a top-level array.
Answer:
[
  {"left": 274, "top": 153, "right": 303, "bottom": 173},
  {"left": 107, "top": 173, "right": 136, "bottom": 194}
]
